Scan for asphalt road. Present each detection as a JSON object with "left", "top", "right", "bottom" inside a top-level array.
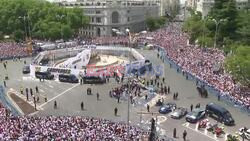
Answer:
[{"left": 0, "top": 49, "right": 249, "bottom": 141}]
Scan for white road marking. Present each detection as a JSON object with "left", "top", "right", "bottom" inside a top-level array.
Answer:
[
  {"left": 157, "top": 116, "right": 167, "bottom": 124},
  {"left": 195, "top": 123, "right": 199, "bottom": 131},
  {"left": 182, "top": 122, "right": 190, "bottom": 127},
  {"left": 182, "top": 123, "right": 218, "bottom": 141},
  {"left": 214, "top": 133, "right": 217, "bottom": 140},
  {"left": 40, "top": 89, "right": 45, "bottom": 93},
  {"left": 39, "top": 84, "right": 79, "bottom": 108},
  {"left": 182, "top": 122, "right": 218, "bottom": 141}
]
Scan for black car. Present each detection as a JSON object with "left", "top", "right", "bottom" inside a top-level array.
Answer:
[
  {"left": 159, "top": 102, "right": 177, "bottom": 114},
  {"left": 83, "top": 76, "right": 106, "bottom": 84},
  {"left": 186, "top": 108, "right": 206, "bottom": 123},
  {"left": 206, "top": 103, "right": 234, "bottom": 126},
  {"left": 22, "top": 65, "right": 30, "bottom": 74},
  {"left": 59, "top": 74, "right": 79, "bottom": 83},
  {"left": 35, "top": 71, "right": 54, "bottom": 80}
]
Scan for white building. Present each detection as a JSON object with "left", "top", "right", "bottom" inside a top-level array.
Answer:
[
  {"left": 158, "top": 0, "right": 180, "bottom": 16},
  {"left": 59, "top": 0, "right": 160, "bottom": 37}
]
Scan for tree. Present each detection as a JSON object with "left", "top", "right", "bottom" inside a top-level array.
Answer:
[
  {"left": 208, "top": 0, "right": 238, "bottom": 41},
  {"left": 146, "top": 17, "right": 167, "bottom": 31},
  {"left": 236, "top": 10, "right": 250, "bottom": 45},
  {"left": 14, "top": 30, "right": 24, "bottom": 42},
  {"left": 0, "top": 0, "right": 88, "bottom": 41},
  {"left": 225, "top": 45, "right": 250, "bottom": 86}
]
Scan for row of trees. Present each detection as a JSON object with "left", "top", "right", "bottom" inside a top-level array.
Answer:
[
  {"left": 183, "top": 0, "right": 250, "bottom": 86},
  {"left": 0, "top": 0, "right": 89, "bottom": 41}
]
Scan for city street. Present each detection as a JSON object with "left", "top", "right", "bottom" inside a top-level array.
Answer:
[{"left": 1, "top": 49, "right": 249, "bottom": 141}]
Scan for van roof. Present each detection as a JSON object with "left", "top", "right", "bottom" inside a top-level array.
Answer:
[{"left": 207, "top": 103, "right": 228, "bottom": 113}]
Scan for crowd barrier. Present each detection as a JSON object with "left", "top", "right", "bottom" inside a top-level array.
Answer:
[
  {"left": 0, "top": 85, "right": 20, "bottom": 116},
  {"left": 157, "top": 46, "right": 250, "bottom": 114}
]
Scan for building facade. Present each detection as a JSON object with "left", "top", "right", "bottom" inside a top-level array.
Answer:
[
  {"left": 158, "top": 0, "right": 180, "bottom": 16},
  {"left": 59, "top": 0, "right": 159, "bottom": 37}
]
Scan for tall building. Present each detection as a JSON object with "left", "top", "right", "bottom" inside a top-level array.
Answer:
[
  {"left": 59, "top": 0, "right": 159, "bottom": 37},
  {"left": 158, "top": 0, "right": 180, "bottom": 16}
]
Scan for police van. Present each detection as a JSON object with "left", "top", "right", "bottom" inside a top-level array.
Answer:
[{"left": 206, "top": 103, "right": 235, "bottom": 126}]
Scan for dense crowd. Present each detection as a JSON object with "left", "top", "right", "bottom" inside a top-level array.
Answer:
[
  {"left": 0, "top": 103, "right": 149, "bottom": 140},
  {"left": 93, "top": 23, "right": 250, "bottom": 110},
  {"left": 0, "top": 42, "right": 28, "bottom": 59}
]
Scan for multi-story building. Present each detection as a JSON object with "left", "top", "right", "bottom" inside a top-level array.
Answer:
[
  {"left": 59, "top": 0, "right": 159, "bottom": 37},
  {"left": 158, "top": 0, "right": 180, "bottom": 16}
]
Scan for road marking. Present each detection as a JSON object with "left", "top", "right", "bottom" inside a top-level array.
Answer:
[
  {"left": 40, "top": 89, "right": 45, "bottom": 93},
  {"left": 39, "top": 84, "right": 79, "bottom": 108},
  {"left": 195, "top": 123, "right": 199, "bottom": 131},
  {"left": 182, "top": 123, "right": 218, "bottom": 141},
  {"left": 157, "top": 116, "right": 167, "bottom": 124},
  {"left": 182, "top": 122, "right": 190, "bottom": 127},
  {"left": 214, "top": 133, "right": 217, "bottom": 140}
]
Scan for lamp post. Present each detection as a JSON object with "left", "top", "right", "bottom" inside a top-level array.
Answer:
[
  {"left": 125, "top": 28, "right": 131, "bottom": 140},
  {"left": 212, "top": 19, "right": 226, "bottom": 48},
  {"left": 18, "top": 16, "right": 28, "bottom": 40},
  {"left": 112, "top": 28, "right": 147, "bottom": 139},
  {"left": 202, "top": 16, "right": 209, "bottom": 48}
]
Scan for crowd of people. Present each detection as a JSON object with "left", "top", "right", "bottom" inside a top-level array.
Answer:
[
  {"left": 0, "top": 42, "right": 28, "bottom": 59},
  {"left": 0, "top": 103, "right": 149, "bottom": 140},
  {"left": 93, "top": 23, "right": 250, "bottom": 110}
]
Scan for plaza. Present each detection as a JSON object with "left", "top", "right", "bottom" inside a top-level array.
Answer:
[{"left": 1, "top": 48, "right": 249, "bottom": 141}]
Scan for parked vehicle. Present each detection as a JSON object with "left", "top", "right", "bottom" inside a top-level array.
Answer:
[
  {"left": 83, "top": 76, "right": 106, "bottom": 84},
  {"left": 186, "top": 108, "right": 206, "bottom": 123},
  {"left": 170, "top": 107, "right": 188, "bottom": 119},
  {"left": 59, "top": 74, "right": 79, "bottom": 83},
  {"left": 35, "top": 71, "right": 54, "bottom": 80},
  {"left": 159, "top": 102, "right": 176, "bottom": 114},
  {"left": 206, "top": 103, "right": 235, "bottom": 126}
]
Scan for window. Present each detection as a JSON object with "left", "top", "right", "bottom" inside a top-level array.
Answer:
[
  {"left": 127, "top": 10, "right": 130, "bottom": 13},
  {"left": 96, "top": 17, "right": 101, "bottom": 23},
  {"left": 96, "top": 11, "right": 101, "bottom": 14},
  {"left": 127, "top": 17, "right": 130, "bottom": 22},
  {"left": 111, "top": 11, "right": 119, "bottom": 23},
  {"left": 91, "top": 17, "right": 94, "bottom": 22}
]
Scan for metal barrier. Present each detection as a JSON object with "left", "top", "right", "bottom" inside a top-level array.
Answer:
[
  {"left": 0, "top": 85, "right": 20, "bottom": 116},
  {"left": 157, "top": 46, "right": 250, "bottom": 114}
]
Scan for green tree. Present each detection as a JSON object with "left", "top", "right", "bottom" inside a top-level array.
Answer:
[
  {"left": 14, "top": 29, "right": 24, "bottom": 42},
  {"left": 236, "top": 10, "right": 250, "bottom": 45},
  {"left": 0, "top": 0, "right": 88, "bottom": 41},
  {"left": 225, "top": 45, "right": 250, "bottom": 86},
  {"left": 208, "top": 0, "right": 238, "bottom": 41},
  {"left": 146, "top": 17, "right": 167, "bottom": 31}
]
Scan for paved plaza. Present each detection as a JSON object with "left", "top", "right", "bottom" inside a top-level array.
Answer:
[{"left": 0, "top": 49, "right": 249, "bottom": 141}]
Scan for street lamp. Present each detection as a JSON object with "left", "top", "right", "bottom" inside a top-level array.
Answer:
[
  {"left": 202, "top": 16, "right": 210, "bottom": 48},
  {"left": 125, "top": 27, "right": 131, "bottom": 140},
  {"left": 19, "top": 16, "right": 27, "bottom": 39},
  {"left": 212, "top": 18, "right": 227, "bottom": 48}
]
